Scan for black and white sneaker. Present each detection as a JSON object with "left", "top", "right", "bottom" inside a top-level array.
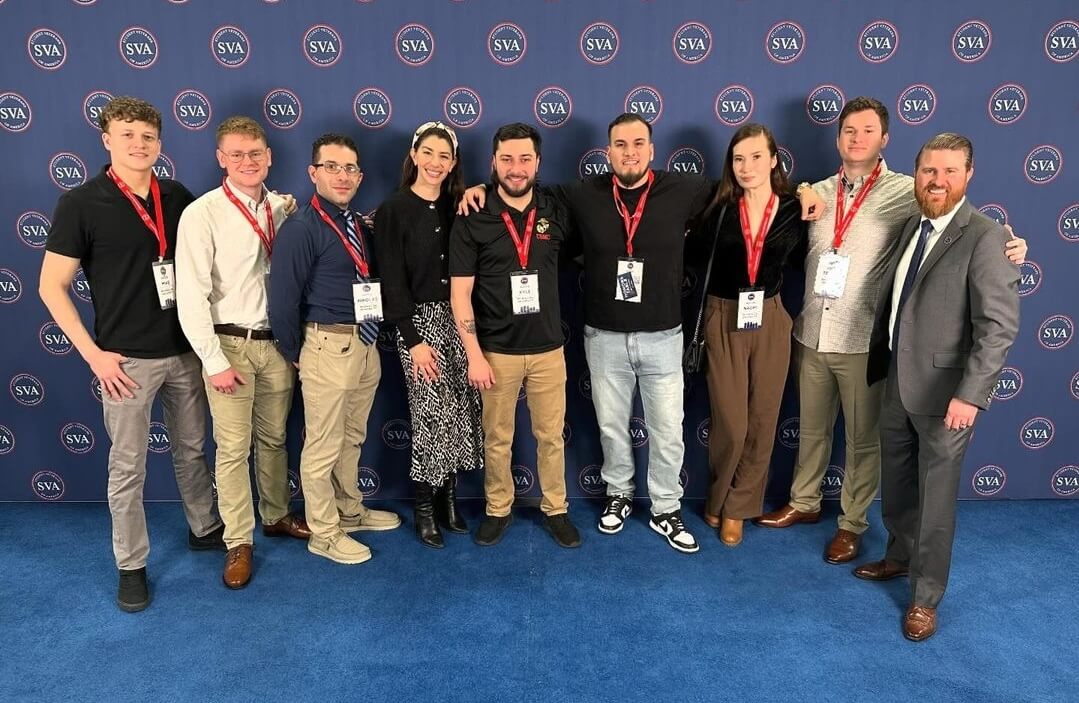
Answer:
[
  {"left": 649, "top": 510, "right": 699, "bottom": 553},
  {"left": 598, "top": 496, "right": 633, "bottom": 534}
]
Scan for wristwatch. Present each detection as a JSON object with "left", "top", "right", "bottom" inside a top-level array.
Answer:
[{"left": 795, "top": 181, "right": 812, "bottom": 196}]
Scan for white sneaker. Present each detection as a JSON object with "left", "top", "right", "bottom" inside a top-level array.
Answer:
[
  {"left": 308, "top": 532, "right": 372, "bottom": 564},
  {"left": 598, "top": 496, "right": 633, "bottom": 534},
  {"left": 649, "top": 510, "right": 699, "bottom": 554},
  {"left": 340, "top": 507, "right": 402, "bottom": 532}
]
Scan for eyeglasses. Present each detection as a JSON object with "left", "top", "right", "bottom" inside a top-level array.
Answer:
[
  {"left": 222, "top": 149, "right": 268, "bottom": 164},
  {"left": 314, "top": 162, "right": 362, "bottom": 177}
]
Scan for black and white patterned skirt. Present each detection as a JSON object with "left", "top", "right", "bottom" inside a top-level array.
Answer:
[{"left": 396, "top": 301, "right": 484, "bottom": 486}]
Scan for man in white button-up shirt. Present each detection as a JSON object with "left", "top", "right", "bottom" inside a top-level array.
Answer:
[{"left": 177, "top": 116, "right": 309, "bottom": 590}]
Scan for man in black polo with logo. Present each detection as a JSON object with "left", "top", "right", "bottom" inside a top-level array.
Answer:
[
  {"left": 39, "top": 96, "right": 223, "bottom": 613},
  {"left": 450, "top": 122, "right": 580, "bottom": 548}
]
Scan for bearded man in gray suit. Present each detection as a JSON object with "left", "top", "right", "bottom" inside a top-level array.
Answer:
[{"left": 857, "top": 132, "right": 1020, "bottom": 642}]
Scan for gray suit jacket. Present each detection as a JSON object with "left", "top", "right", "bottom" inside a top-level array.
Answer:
[{"left": 867, "top": 200, "right": 1020, "bottom": 415}]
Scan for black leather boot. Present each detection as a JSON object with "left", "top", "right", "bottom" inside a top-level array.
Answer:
[
  {"left": 414, "top": 481, "right": 444, "bottom": 549},
  {"left": 438, "top": 474, "right": 468, "bottom": 534}
]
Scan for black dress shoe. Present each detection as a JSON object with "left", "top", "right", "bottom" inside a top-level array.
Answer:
[
  {"left": 474, "top": 515, "right": 512, "bottom": 546},
  {"left": 414, "top": 481, "right": 444, "bottom": 549},
  {"left": 437, "top": 474, "right": 469, "bottom": 534},
  {"left": 117, "top": 567, "right": 150, "bottom": 613},
  {"left": 188, "top": 524, "right": 226, "bottom": 551}
]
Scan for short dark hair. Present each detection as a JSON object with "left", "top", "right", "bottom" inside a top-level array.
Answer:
[
  {"left": 607, "top": 112, "right": 652, "bottom": 141},
  {"left": 311, "top": 133, "right": 360, "bottom": 165},
  {"left": 916, "top": 132, "right": 974, "bottom": 171},
  {"left": 491, "top": 122, "right": 541, "bottom": 157},
  {"left": 837, "top": 96, "right": 890, "bottom": 136},
  {"left": 98, "top": 96, "right": 162, "bottom": 134}
]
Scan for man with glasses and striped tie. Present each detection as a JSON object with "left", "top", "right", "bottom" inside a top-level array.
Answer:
[{"left": 269, "top": 133, "right": 401, "bottom": 565}]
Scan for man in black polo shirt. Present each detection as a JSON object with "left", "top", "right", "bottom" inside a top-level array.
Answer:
[
  {"left": 462, "top": 114, "right": 713, "bottom": 553},
  {"left": 39, "top": 96, "right": 223, "bottom": 613},
  {"left": 449, "top": 122, "right": 580, "bottom": 548},
  {"left": 269, "top": 133, "right": 401, "bottom": 566}
]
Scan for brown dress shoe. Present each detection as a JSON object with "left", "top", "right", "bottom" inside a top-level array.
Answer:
[
  {"left": 704, "top": 513, "right": 721, "bottom": 529},
  {"left": 824, "top": 529, "right": 861, "bottom": 564},
  {"left": 223, "top": 545, "right": 252, "bottom": 590},
  {"left": 262, "top": 513, "right": 312, "bottom": 539},
  {"left": 720, "top": 518, "right": 743, "bottom": 547},
  {"left": 853, "top": 559, "right": 909, "bottom": 581},
  {"left": 903, "top": 605, "right": 937, "bottom": 641},
  {"left": 753, "top": 504, "right": 821, "bottom": 528}
]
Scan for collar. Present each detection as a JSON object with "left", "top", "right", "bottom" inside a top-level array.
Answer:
[
  {"left": 313, "top": 192, "right": 352, "bottom": 219},
  {"left": 923, "top": 196, "right": 967, "bottom": 234},
  {"left": 488, "top": 187, "right": 536, "bottom": 218},
  {"left": 841, "top": 158, "right": 889, "bottom": 191},
  {"left": 225, "top": 177, "right": 268, "bottom": 210}
]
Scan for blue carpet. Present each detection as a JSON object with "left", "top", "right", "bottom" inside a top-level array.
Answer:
[{"left": 0, "top": 500, "right": 1074, "bottom": 703}]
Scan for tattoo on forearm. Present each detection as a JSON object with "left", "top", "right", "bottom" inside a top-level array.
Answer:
[{"left": 459, "top": 319, "right": 476, "bottom": 335}]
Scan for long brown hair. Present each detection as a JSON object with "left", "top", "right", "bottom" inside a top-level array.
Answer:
[
  {"left": 711, "top": 123, "right": 789, "bottom": 209},
  {"left": 399, "top": 126, "right": 465, "bottom": 203}
]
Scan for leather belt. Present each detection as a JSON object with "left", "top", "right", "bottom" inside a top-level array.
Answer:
[
  {"left": 306, "top": 322, "right": 360, "bottom": 335},
  {"left": 213, "top": 324, "right": 274, "bottom": 340}
]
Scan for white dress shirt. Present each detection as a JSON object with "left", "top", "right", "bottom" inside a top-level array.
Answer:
[
  {"left": 176, "top": 179, "right": 288, "bottom": 375},
  {"left": 888, "top": 197, "right": 966, "bottom": 350}
]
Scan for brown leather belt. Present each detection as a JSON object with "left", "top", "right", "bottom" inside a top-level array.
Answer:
[
  {"left": 305, "top": 322, "right": 360, "bottom": 335},
  {"left": 214, "top": 324, "right": 274, "bottom": 340}
]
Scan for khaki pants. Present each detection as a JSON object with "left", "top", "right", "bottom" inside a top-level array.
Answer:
[
  {"left": 297, "top": 326, "right": 381, "bottom": 540},
  {"left": 204, "top": 335, "right": 295, "bottom": 549},
  {"left": 480, "top": 348, "right": 568, "bottom": 517},
  {"left": 788, "top": 342, "right": 883, "bottom": 533}
]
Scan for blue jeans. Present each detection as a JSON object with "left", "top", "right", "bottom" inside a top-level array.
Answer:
[{"left": 583, "top": 324, "right": 684, "bottom": 515}]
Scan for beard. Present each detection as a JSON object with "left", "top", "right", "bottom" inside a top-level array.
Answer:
[
  {"left": 492, "top": 169, "right": 536, "bottom": 199},
  {"left": 915, "top": 183, "right": 965, "bottom": 219},
  {"left": 612, "top": 165, "right": 649, "bottom": 188}
]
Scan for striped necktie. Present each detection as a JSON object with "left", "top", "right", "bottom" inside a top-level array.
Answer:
[{"left": 343, "top": 210, "right": 380, "bottom": 346}]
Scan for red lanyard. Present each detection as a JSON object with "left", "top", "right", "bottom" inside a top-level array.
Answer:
[
  {"left": 501, "top": 208, "right": 537, "bottom": 269},
  {"left": 738, "top": 192, "right": 777, "bottom": 287},
  {"left": 833, "top": 159, "right": 882, "bottom": 250},
  {"left": 612, "top": 169, "right": 655, "bottom": 257},
  {"left": 310, "top": 194, "right": 369, "bottom": 279},
  {"left": 222, "top": 178, "right": 275, "bottom": 257},
  {"left": 107, "top": 167, "right": 167, "bottom": 260}
]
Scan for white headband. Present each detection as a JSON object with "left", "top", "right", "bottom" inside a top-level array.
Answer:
[{"left": 412, "top": 121, "right": 459, "bottom": 155}]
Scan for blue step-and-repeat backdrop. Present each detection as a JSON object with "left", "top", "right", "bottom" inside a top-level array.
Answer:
[{"left": 1, "top": 1, "right": 1076, "bottom": 503}]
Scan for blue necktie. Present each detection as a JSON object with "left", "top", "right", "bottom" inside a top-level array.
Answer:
[
  {"left": 892, "top": 219, "right": 934, "bottom": 349},
  {"left": 343, "top": 211, "right": 380, "bottom": 346}
]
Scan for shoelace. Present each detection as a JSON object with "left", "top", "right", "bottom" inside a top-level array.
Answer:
[
  {"left": 664, "top": 513, "right": 686, "bottom": 534},
  {"left": 603, "top": 497, "right": 630, "bottom": 516},
  {"left": 226, "top": 549, "right": 246, "bottom": 566}
]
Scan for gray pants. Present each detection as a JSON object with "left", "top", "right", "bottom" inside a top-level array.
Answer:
[
  {"left": 102, "top": 352, "right": 221, "bottom": 569},
  {"left": 879, "top": 371, "right": 971, "bottom": 608}
]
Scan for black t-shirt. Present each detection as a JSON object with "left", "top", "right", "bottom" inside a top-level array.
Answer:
[
  {"left": 449, "top": 189, "right": 568, "bottom": 355},
  {"left": 45, "top": 165, "right": 195, "bottom": 357},
  {"left": 702, "top": 194, "right": 807, "bottom": 299},
  {"left": 374, "top": 188, "right": 455, "bottom": 349},
  {"left": 550, "top": 170, "right": 714, "bottom": 333}
]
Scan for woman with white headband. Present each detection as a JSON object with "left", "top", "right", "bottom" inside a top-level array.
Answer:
[{"left": 375, "top": 121, "right": 483, "bottom": 548}]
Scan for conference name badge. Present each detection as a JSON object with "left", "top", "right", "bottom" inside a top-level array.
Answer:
[
  {"left": 615, "top": 257, "right": 644, "bottom": 302},
  {"left": 737, "top": 287, "right": 764, "bottom": 330},
  {"left": 511, "top": 270, "right": 540, "bottom": 315},
  {"left": 152, "top": 259, "right": 176, "bottom": 310},
  {"left": 353, "top": 280, "right": 383, "bottom": 322},
  {"left": 813, "top": 251, "right": 850, "bottom": 299}
]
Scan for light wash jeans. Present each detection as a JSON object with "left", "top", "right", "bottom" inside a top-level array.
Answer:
[{"left": 583, "top": 324, "right": 684, "bottom": 515}]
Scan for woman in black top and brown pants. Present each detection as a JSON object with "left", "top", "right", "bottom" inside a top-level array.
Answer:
[
  {"left": 375, "top": 122, "right": 484, "bottom": 548},
  {"left": 697, "top": 124, "right": 807, "bottom": 546}
]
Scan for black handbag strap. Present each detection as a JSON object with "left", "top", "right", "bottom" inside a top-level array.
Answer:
[{"left": 688, "top": 204, "right": 727, "bottom": 346}]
